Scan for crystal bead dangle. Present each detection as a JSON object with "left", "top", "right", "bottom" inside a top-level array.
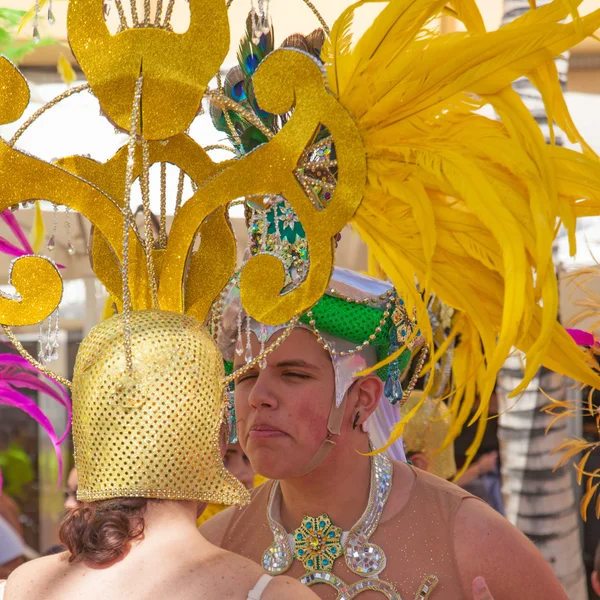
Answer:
[
  {"left": 47, "top": 203, "right": 58, "bottom": 251},
  {"left": 44, "top": 311, "right": 54, "bottom": 360},
  {"left": 65, "top": 206, "right": 76, "bottom": 255},
  {"left": 259, "top": 323, "right": 268, "bottom": 369},
  {"left": 47, "top": 0, "right": 56, "bottom": 25},
  {"left": 50, "top": 308, "right": 60, "bottom": 361},
  {"left": 103, "top": 0, "right": 112, "bottom": 18},
  {"left": 235, "top": 308, "right": 244, "bottom": 356},
  {"left": 250, "top": 0, "right": 270, "bottom": 44},
  {"left": 37, "top": 320, "right": 45, "bottom": 363},
  {"left": 261, "top": 207, "right": 269, "bottom": 251},
  {"left": 33, "top": 0, "right": 40, "bottom": 43},
  {"left": 245, "top": 315, "right": 253, "bottom": 363}
]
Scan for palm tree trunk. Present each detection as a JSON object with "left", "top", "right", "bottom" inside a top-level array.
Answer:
[
  {"left": 497, "top": 357, "right": 587, "bottom": 600},
  {"left": 497, "top": 3, "right": 587, "bottom": 599}
]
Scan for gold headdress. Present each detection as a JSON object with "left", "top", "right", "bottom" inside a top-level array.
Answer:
[
  {"left": 401, "top": 392, "right": 456, "bottom": 481},
  {"left": 0, "top": 0, "right": 600, "bottom": 488},
  {"left": 73, "top": 310, "right": 245, "bottom": 503}
]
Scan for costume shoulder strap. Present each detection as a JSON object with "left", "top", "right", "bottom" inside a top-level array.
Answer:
[{"left": 247, "top": 574, "right": 273, "bottom": 600}]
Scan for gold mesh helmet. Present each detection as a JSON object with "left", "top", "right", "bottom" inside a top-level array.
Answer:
[
  {"left": 72, "top": 309, "right": 249, "bottom": 505},
  {"left": 402, "top": 391, "right": 456, "bottom": 481}
]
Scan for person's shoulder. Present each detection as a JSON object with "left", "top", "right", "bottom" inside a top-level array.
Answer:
[
  {"left": 393, "top": 460, "right": 471, "bottom": 498},
  {"left": 198, "top": 504, "right": 238, "bottom": 544},
  {"left": 385, "top": 460, "right": 471, "bottom": 519},
  {"left": 263, "top": 575, "right": 318, "bottom": 600},
  {"left": 454, "top": 499, "right": 568, "bottom": 599},
  {"left": 199, "top": 481, "right": 272, "bottom": 546},
  {"left": 5, "top": 553, "right": 69, "bottom": 597}
]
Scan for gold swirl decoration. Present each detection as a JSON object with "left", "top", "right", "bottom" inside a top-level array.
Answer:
[
  {"left": 57, "top": 136, "right": 236, "bottom": 319},
  {"left": 67, "top": 0, "right": 230, "bottom": 140},
  {"left": 159, "top": 49, "right": 366, "bottom": 325},
  {"left": 0, "top": 0, "right": 364, "bottom": 346},
  {"left": 0, "top": 58, "right": 147, "bottom": 326}
]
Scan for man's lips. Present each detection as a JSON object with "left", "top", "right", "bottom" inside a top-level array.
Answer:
[{"left": 248, "top": 424, "right": 287, "bottom": 439}]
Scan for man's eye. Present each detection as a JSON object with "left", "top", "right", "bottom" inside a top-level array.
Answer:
[
  {"left": 284, "top": 372, "right": 311, "bottom": 380},
  {"left": 236, "top": 373, "right": 258, "bottom": 384}
]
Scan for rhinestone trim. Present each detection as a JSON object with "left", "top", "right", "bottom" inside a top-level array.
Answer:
[
  {"left": 263, "top": 481, "right": 294, "bottom": 574},
  {"left": 300, "top": 571, "right": 403, "bottom": 600},
  {"left": 344, "top": 453, "right": 392, "bottom": 577},
  {"left": 262, "top": 454, "right": 393, "bottom": 578},
  {"left": 414, "top": 575, "right": 439, "bottom": 599}
]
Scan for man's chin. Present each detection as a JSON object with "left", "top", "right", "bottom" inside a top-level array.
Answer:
[{"left": 247, "top": 443, "right": 300, "bottom": 480}]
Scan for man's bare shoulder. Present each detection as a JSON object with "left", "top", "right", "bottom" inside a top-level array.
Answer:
[
  {"left": 454, "top": 498, "right": 568, "bottom": 600},
  {"left": 199, "top": 504, "right": 240, "bottom": 545},
  {"left": 384, "top": 461, "right": 469, "bottom": 520},
  {"left": 263, "top": 576, "right": 318, "bottom": 600},
  {"left": 5, "top": 552, "right": 69, "bottom": 598},
  {"left": 200, "top": 481, "right": 271, "bottom": 546}
]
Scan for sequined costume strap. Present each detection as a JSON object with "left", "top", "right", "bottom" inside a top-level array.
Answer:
[{"left": 247, "top": 574, "right": 273, "bottom": 600}]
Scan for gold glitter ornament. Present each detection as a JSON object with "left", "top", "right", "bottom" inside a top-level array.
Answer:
[
  {"left": 73, "top": 309, "right": 250, "bottom": 505},
  {"left": 58, "top": 135, "right": 236, "bottom": 321},
  {"left": 160, "top": 49, "right": 366, "bottom": 325},
  {"left": 0, "top": 256, "right": 63, "bottom": 326},
  {"left": 0, "top": 57, "right": 29, "bottom": 125},
  {"left": 67, "top": 0, "right": 230, "bottom": 140},
  {"left": 0, "top": 138, "right": 149, "bottom": 323}
]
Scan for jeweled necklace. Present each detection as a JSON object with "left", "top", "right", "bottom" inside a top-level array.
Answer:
[{"left": 262, "top": 453, "right": 408, "bottom": 599}]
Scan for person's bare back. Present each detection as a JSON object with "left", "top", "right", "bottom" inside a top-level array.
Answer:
[{"left": 3, "top": 531, "right": 316, "bottom": 600}]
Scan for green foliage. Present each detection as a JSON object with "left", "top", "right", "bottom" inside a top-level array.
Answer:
[
  {"left": 0, "top": 8, "right": 54, "bottom": 65},
  {"left": 0, "top": 443, "right": 34, "bottom": 497}
]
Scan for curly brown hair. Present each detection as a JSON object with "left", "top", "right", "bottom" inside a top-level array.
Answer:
[{"left": 59, "top": 498, "right": 152, "bottom": 566}]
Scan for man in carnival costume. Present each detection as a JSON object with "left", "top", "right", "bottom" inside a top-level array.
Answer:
[
  {"left": 200, "top": 1, "right": 600, "bottom": 599},
  {"left": 0, "top": 0, "right": 598, "bottom": 598}
]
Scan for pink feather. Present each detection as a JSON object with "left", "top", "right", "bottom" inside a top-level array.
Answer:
[
  {"left": 0, "top": 352, "right": 70, "bottom": 492},
  {"left": 0, "top": 237, "right": 28, "bottom": 258},
  {"left": 1, "top": 210, "right": 34, "bottom": 254},
  {"left": 566, "top": 328, "right": 597, "bottom": 347},
  {"left": 0, "top": 383, "right": 64, "bottom": 484}
]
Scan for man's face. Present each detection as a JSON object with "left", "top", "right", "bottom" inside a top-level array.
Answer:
[
  {"left": 64, "top": 467, "right": 80, "bottom": 511},
  {"left": 234, "top": 328, "right": 335, "bottom": 480},
  {"left": 223, "top": 442, "right": 255, "bottom": 490}
]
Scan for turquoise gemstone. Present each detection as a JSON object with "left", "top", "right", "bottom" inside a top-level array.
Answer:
[
  {"left": 306, "top": 522, "right": 312, "bottom": 529},
  {"left": 323, "top": 559, "right": 329, "bottom": 566},
  {"left": 298, "top": 549, "right": 304, "bottom": 556},
  {"left": 308, "top": 560, "right": 313, "bottom": 567},
  {"left": 319, "top": 521, "right": 325, "bottom": 528},
  {"left": 331, "top": 548, "right": 337, "bottom": 554},
  {"left": 328, "top": 531, "right": 335, "bottom": 538},
  {"left": 297, "top": 534, "right": 303, "bottom": 540}
]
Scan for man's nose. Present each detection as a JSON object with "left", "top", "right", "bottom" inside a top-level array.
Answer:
[{"left": 247, "top": 371, "right": 279, "bottom": 410}]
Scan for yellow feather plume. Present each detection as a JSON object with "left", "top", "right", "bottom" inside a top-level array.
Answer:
[
  {"left": 326, "top": 0, "right": 600, "bottom": 470},
  {"left": 30, "top": 201, "right": 45, "bottom": 253},
  {"left": 18, "top": 0, "right": 49, "bottom": 34}
]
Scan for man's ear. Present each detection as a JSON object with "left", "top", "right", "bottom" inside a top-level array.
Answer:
[
  {"left": 592, "top": 571, "right": 600, "bottom": 596},
  {"left": 408, "top": 452, "right": 430, "bottom": 472},
  {"left": 219, "top": 422, "right": 228, "bottom": 458},
  {"left": 351, "top": 375, "right": 383, "bottom": 427}
]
